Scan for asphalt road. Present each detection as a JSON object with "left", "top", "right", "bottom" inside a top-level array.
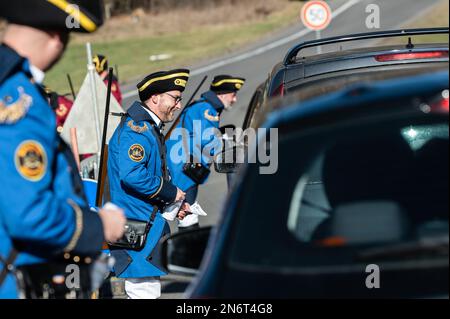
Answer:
[{"left": 117, "top": 0, "right": 442, "bottom": 298}]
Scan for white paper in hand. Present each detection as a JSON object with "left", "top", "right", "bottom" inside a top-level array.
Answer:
[
  {"left": 190, "top": 201, "right": 207, "bottom": 216},
  {"left": 162, "top": 201, "right": 183, "bottom": 221}
]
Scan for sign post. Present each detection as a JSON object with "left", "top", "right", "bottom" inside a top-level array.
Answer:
[{"left": 300, "top": 1, "right": 332, "bottom": 54}]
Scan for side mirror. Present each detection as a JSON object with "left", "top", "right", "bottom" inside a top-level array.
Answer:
[
  {"left": 214, "top": 145, "right": 246, "bottom": 173},
  {"left": 161, "top": 226, "right": 212, "bottom": 276}
]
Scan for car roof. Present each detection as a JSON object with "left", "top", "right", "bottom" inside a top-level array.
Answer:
[
  {"left": 265, "top": 28, "right": 449, "bottom": 96},
  {"left": 283, "top": 28, "right": 449, "bottom": 65},
  {"left": 263, "top": 69, "right": 448, "bottom": 129},
  {"left": 283, "top": 44, "right": 448, "bottom": 85},
  {"left": 291, "top": 43, "right": 449, "bottom": 65}
]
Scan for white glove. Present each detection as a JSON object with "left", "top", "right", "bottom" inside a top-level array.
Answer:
[
  {"left": 90, "top": 253, "right": 115, "bottom": 291},
  {"left": 161, "top": 200, "right": 183, "bottom": 221},
  {"left": 178, "top": 201, "right": 207, "bottom": 228},
  {"left": 178, "top": 213, "right": 199, "bottom": 228}
]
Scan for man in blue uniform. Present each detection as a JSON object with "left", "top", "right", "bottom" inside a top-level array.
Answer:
[
  {"left": 0, "top": 1, "right": 126, "bottom": 299},
  {"left": 107, "top": 69, "right": 189, "bottom": 299},
  {"left": 166, "top": 75, "right": 245, "bottom": 230}
]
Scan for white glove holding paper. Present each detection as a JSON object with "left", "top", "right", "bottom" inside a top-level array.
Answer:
[
  {"left": 161, "top": 200, "right": 183, "bottom": 221},
  {"left": 162, "top": 200, "right": 207, "bottom": 222},
  {"left": 177, "top": 201, "right": 207, "bottom": 228}
]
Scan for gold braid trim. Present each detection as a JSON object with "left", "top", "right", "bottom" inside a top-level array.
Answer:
[
  {"left": 148, "top": 176, "right": 164, "bottom": 199},
  {"left": 127, "top": 120, "right": 149, "bottom": 133},
  {"left": 64, "top": 199, "right": 84, "bottom": 252}
]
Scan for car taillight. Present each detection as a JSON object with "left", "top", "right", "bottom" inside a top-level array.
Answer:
[
  {"left": 440, "top": 96, "right": 449, "bottom": 111},
  {"left": 430, "top": 89, "right": 449, "bottom": 113},
  {"left": 271, "top": 83, "right": 284, "bottom": 97},
  {"left": 442, "top": 98, "right": 449, "bottom": 110},
  {"left": 375, "top": 51, "right": 449, "bottom": 62}
]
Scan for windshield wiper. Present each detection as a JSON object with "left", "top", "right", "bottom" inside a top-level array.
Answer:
[{"left": 356, "top": 236, "right": 449, "bottom": 261}]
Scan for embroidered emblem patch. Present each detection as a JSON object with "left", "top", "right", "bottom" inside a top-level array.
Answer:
[
  {"left": 0, "top": 87, "right": 33, "bottom": 124},
  {"left": 127, "top": 120, "right": 148, "bottom": 133},
  {"left": 204, "top": 109, "right": 220, "bottom": 122},
  {"left": 128, "top": 144, "right": 145, "bottom": 162},
  {"left": 14, "top": 140, "right": 47, "bottom": 181}
]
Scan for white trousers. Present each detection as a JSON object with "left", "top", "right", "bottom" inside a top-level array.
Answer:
[{"left": 124, "top": 277, "right": 161, "bottom": 299}]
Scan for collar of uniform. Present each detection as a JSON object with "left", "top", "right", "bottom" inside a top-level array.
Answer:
[
  {"left": 0, "top": 44, "right": 26, "bottom": 85},
  {"left": 127, "top": 101, "right": 163, "bottom": 130},
  {"left": 201, "top": 90, "right": 225, "bottom": 112},
  {"left": 142, "top": 105, "right": 163, "bottom": 129}
]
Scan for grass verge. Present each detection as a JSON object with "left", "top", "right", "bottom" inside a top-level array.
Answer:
[{"left": 45, "top": 1, "right": 302, "bottom": 93}]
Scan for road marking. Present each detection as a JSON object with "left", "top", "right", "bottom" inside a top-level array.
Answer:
[{"left": 122, "top": 0, "right": 361, "bottom": 99}]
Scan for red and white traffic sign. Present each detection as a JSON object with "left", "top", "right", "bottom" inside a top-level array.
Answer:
[{"left": 301, "top": 0, "right": 332, "bottom": 31}]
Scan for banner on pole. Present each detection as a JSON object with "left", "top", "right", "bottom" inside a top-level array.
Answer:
[{"left": 61, "top": 72, "right": 124, "bottom": 154}]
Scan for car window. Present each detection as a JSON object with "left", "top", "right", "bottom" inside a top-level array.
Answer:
[
  {"left": 243, "top": 87, "right": 263, "bottom": 129},
  {"left": 286, "top": 64, "right": 448, "bottom": 101},
  {"left": 289, "top": 123, "right": 449, "bottom": 244},
  {"left": 228, "top": 111, "right": 449, "bottom": 271}
]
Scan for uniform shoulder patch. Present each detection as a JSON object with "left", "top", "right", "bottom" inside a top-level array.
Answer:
[
  {"left": 204, "top": 109, "right": 220, "bottom": 122},
  {"left": 127, "top": 120, "right": 148, "bottom": 133},
  {"left": 0, "top": 87, "right": 33, "bottom": 124},
  {"left": 128, "top": 143, "right": 145, "bottom": 162},
  {"left": 14, "top": 140, "right": 47, "bottom": 181}
]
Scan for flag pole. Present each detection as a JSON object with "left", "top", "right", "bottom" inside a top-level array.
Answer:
[{"left": 95, "top": 68, "right": 114, "bottom": 207}]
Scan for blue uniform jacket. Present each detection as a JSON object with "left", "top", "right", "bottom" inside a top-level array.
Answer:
[
  {"left": 107, "top": 101, "right": 178, "bottom": 278},
  {"left": 0, "top": 45, "right": 104, "bottom": 298},
  {"left": 166, "top": 91, "right": 224, "bottom": 192}
]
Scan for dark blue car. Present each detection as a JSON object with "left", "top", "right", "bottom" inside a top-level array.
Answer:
[{"left": 161, "top": 66, "right": 449, "bottom": 298}]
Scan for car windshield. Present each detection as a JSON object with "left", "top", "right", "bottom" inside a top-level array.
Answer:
[{"left": 229, "top": 108, "right": 449, "bottom": 270}]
